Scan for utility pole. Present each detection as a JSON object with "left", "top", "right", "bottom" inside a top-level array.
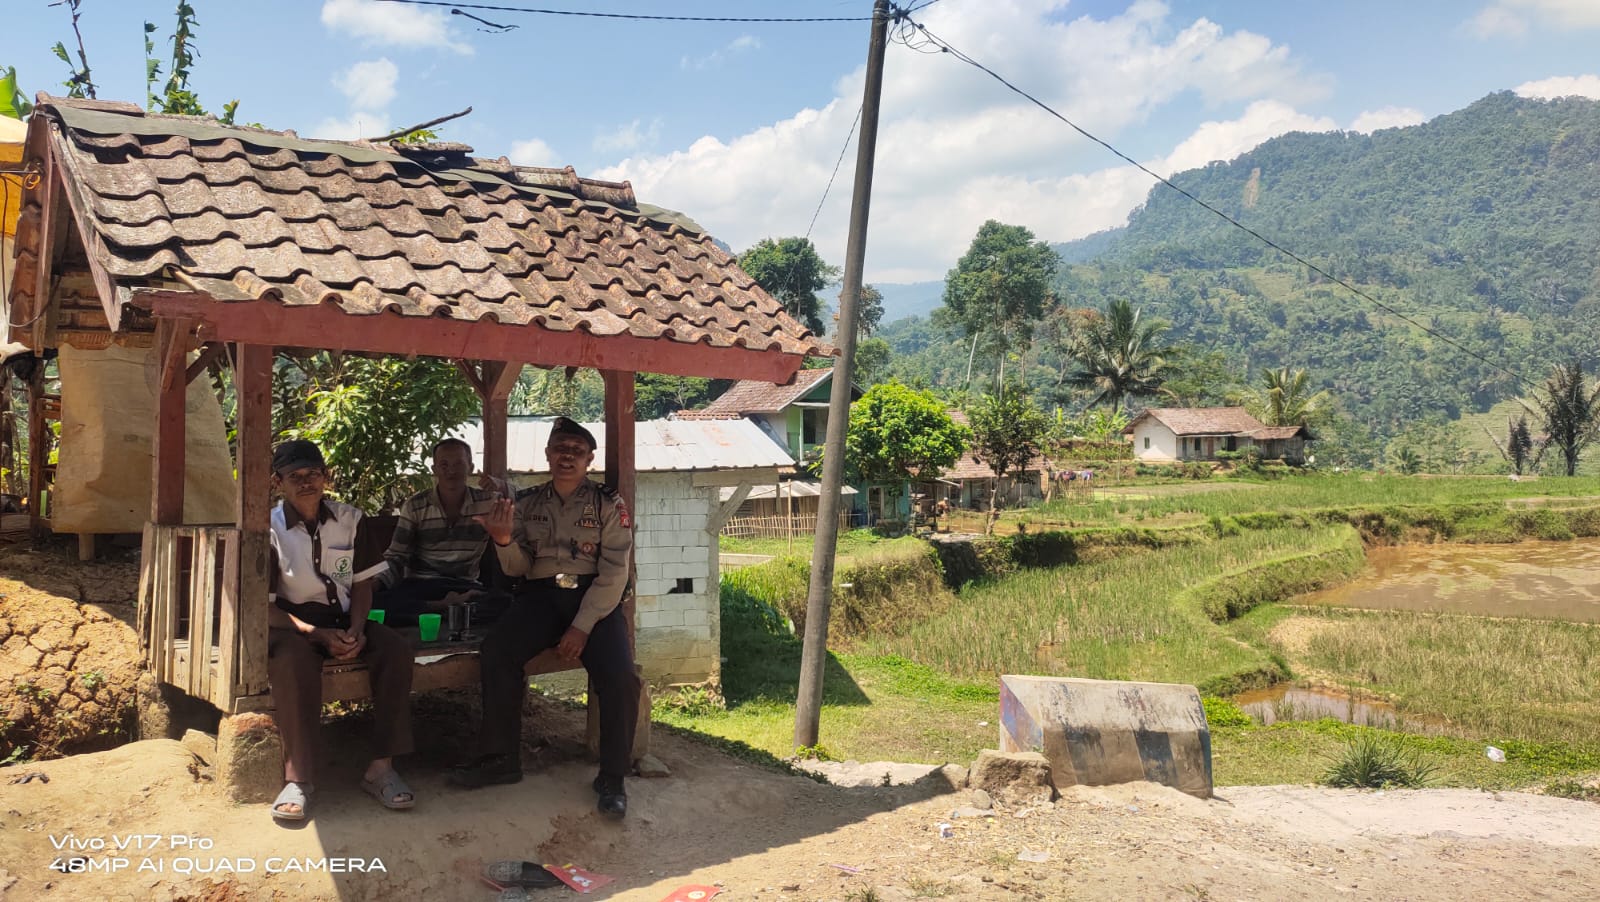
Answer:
[{"left": 794, "top": 0, "right": 892, "bottom": 749}]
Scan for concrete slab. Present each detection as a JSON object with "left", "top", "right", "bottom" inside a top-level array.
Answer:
[{"left": 999, "top": 674, "right": 1212, "bottom": 799}]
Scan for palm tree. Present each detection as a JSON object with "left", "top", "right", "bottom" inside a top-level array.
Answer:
[
  {"left": 1523, "top": 359, "right": 1600, "bottom": 476},
  {"left": 1065, "top": 299, "right": 1177, "bottom": 411},
  {"left": 1249, "top": 367, "right": 1331, "bottom": 426}
]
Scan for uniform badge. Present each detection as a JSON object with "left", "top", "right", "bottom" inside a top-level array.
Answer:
[
  {"left": 614, "top": 498, "right": 631, "bottom": 528},
  {"left": 580, "top": 542, "right": 598, "bottom": 558}
]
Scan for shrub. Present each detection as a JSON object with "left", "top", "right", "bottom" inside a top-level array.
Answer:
[
  {"left": 1201, "top": 696, "right": 1254, "bottom": 728},
  {"left": 1321, "top": 734, "right": 1438, "bottom": 789}
]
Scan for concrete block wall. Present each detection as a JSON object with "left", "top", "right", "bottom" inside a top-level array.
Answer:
[
  {"left": 632, "top": 473, "right": 720, "bottom": 688},
  {"left": 512, "top": 471, "right": 723, "bottom": 689}
]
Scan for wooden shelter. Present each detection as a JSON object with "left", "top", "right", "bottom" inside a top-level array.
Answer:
[{"left": 6, "top": 96, "right": 825, "bottom": 719}]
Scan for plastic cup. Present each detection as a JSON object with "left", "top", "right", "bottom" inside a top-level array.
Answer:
[
  {"left": 418, "top": 612, "right": 441, "bottom": 642},
  {"left": 367, "top": 609, "right": 386, "bottom": 624}
]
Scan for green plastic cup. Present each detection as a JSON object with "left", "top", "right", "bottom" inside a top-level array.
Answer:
[
  {"left": 418, "top": 612, "right": 441, "bottom": 642},
  {"left": 367, "top": 609, "right": 386, "bottom": 624}
]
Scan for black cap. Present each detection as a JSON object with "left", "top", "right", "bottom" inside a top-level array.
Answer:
[
  {"left": 272, "top": 439, "right": 326, "bottom": 476},
  {"left": 548, "top": 417, "right": 597, "bottom": 451}
]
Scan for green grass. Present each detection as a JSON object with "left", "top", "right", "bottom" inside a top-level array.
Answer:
[
  {"left": 1028, "top": 472, "right": 1600, "bottom": 528},
  {"left": 872, "top": 525, "right": 1358, "bottom": 690},
  {"left": 719, "top": 529, "right": 918, "bottom": 561}
]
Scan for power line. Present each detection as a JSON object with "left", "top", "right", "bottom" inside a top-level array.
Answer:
[
  {"left": 892, "top": 13, "right": 1537, "bottom": 391},
  {"left": 805, "top": 105, "right": 863, "bottom": 242},
  {"left": 373, "top": 0, "right": 873, "bottom": 23}
]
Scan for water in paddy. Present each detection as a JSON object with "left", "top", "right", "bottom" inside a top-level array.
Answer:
[{"left": 1295, "top": 538, "right": 1600, "bottom": 622}]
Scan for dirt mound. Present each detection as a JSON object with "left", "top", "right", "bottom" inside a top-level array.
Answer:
[{"left": 0, "top": 540, "right": 141, "bottom": 761}]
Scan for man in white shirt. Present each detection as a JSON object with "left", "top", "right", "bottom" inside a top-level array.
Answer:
[{"left": 266, "top": 439, "right": 416, "bottom": 821}]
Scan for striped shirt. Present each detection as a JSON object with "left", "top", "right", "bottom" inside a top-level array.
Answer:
[{"left": 381, "top": 485, "right": 497, "bottom": 586}]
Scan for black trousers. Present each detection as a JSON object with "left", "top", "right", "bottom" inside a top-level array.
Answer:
[{"left": 479, "top": 580, "right": 640, "bottom": 779}]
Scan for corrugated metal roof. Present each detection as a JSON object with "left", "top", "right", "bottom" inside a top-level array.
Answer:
[
  {"left": 717, "top": 481, "right": 858, "bottom": 501},
  {"left": 452, "top": 416, "right": 793, "bottom": 474}
]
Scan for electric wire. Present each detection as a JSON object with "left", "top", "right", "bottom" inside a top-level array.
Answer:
[
  {"left": 373, "top": 0, "right": 872, "bottom": 23},
  {"left": 891, "top": 13, "right": 1537, "bottom": 391},
  {"left": 805, "top": 104, "right": 862, "bottom": 242}
]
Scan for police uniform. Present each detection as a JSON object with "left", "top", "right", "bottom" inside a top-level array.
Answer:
[{"left": 478, "top": 476, "right": 639, "bottom": 782}]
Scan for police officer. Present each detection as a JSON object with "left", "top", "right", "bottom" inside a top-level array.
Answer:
[{"left": 449, "top": 418, "right": 639, "bottom": 820}]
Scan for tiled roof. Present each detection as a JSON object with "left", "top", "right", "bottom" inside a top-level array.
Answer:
[
  {"left": 1245, "top": 425, "right": 1312, "bottom": 440},
  {"left": 696, "top": 368, "right": 832, "bottom": 415},
  {"left": 23, "top": 97, "right": 826, "bottom": 357},
  {"left": 1126, "top": 407, "right": 1265, "bottom": 436}
]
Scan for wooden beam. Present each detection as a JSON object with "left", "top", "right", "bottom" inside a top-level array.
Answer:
[
  {"left": 151, "top": 318, "right": 194, "bottom": 525},
  {"left": 47, "top": 149, "right": 122, "bottom": 333},
  {"left": 27, "top": 153, "right": 67, "bottom": 350},
  {"left": 184, "top": 342, "right": 228, "bottom": 385},
  {"left": 233, "top": 344, "right": 273, "bottom": 696},
  {"left": 708, "top": 483, "right": 752, "bottom": 534},
  {"left": 138, "top": 292, "right": 807, "bottom": 384}
]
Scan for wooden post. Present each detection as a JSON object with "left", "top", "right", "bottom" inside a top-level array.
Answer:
[
  {"left": 599, "top": 369, "right": 647, "bottom": 760},
  {"left": 152, "top": 317, "right": 192, "bottom": 525},
  {"left": 476, "top": 361, "right": 522, "bottom": 477},
  {"left": 26, "top": 365, "right": 47, "bottom": 537},
  {"left": 232, "top": 344, "right": 274, "bottom": 699}
]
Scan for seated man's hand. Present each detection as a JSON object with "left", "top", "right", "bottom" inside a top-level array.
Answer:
[
  {"left": 332, "top": 630, "right": 367, "bottom": 661},
  {"left": 556, "top": 626, "right": 588, "bottom": 661},
  {"left": 310, "top": 627, "right": 363, "bottom": 660},
  {"left": 473, "top": 498, "right": 516, "bottom": 546}
]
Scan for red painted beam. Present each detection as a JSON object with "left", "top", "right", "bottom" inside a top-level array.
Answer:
[
  {"left": 151, "top": 317, "right": 194, "bottom": 525},
  {"left": 136, "top": 292, "right": 806, "bottom": 385},
  {"left": 477, "top": 361, "right": 522, "bottom": 478}
]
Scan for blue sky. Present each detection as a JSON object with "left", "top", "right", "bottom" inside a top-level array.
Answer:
[{"left": 7, "top": 0, "right": 1600, "bottom": 281}]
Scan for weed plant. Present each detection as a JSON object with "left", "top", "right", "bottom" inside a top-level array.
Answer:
[{"left": 1321, "top": 734, "right": 1439, "bottom": 788}]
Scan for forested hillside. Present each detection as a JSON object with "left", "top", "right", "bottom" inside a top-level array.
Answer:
[{"left": 879, "top": 91, "right": 1600, "bottom": 466}]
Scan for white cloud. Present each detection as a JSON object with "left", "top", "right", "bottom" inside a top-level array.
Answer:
[
  {"left": 598, "top": 1, "right": 1333, "bottom": 282},
  {"left": 1468, "top": 0, "right": 1600, "bottom": 38},
  {"left": 1515, "top": 74, "right": 1600, "bottom": 100},
  {"left": 312, "top": 112, "right": 388, "bottom": 141},
  {"left": 594, "top": 118, "right": 662, "bottom": 155},
  {"left": 321, "top": 0, "right": 472, "bottom": 54},
  {"left": 680, "top": 34, "right": 762, "bottom": 70},
  {"left": 510, "top": 138, "right": 560, "bottom": 167},
  {"left": 1348, "top": 106, "right": 1426, "bottom": 134},
  {"left": 335, "top": 58, "right": 399, "bottom": 111}
]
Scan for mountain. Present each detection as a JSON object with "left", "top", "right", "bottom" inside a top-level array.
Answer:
[
  {"left": 871, "top": 280, "right": 946, "bottom": 323},
  {"left": 877, "top": 91, "right": 1600, "bottom": 466}
]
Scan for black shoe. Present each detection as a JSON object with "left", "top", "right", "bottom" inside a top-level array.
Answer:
[
  {"left": 593, "top": 774, "right": 627, "bottom": 820},
  {"left": 448, "top": 754, "right": 522, "bottom": 789}
]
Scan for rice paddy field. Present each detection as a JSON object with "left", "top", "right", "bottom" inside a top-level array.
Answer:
[{"left": 658, "top": 473, "right": 1600, "bottom": 788}]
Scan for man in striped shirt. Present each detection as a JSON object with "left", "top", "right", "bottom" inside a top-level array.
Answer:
[{"left": 376, "top": 438, "right": 503, "bottom": 621}]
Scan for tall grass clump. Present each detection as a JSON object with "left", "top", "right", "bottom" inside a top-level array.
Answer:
[
  {"left": 1185, "top": 526, "right": 1366, "bottom": 622},
  {"left": 1321, "top": 734, "right": 1439, "bottom": 788},
  {"left": 1287, "top": 609, "right": 1600, "bottom": 746}
]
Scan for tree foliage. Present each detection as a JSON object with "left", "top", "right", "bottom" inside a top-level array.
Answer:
[
  {"left": 635, "top": 373, "right": 714, "bottom": 419},
  {"left": 276, "top": 355, "right": 480, "bottom": 510},
  {"left": 1064, "top": 299, "right": 1177, "bottom": 411},
  {"left": 49, "top": 0, "right": 95, "bottom": 99},
  {"left": 845, "top": 382, "right": 969, "bottom": 493},
  {"left": 853, "top": 284, "right": 884, "bottom": 337},
  {"left": 1523, "top": 359, "right": 1600, "bottom": 476},
  {"left": 145, "top": 3, "right": 239, "bottom": 124},
  {"left": 940, "top": 220, "right": 1060, "bottom": 387},
  {"left": 0, "top": 67, "right": 32, "bottom": 120},
  {"left": 739, "top": 237, "right": 839, "bottom": 336},
  {"left": 967, "top": 385, "right": 1049, "bottom": 524}
]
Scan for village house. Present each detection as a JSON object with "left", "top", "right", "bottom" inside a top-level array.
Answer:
[
  {"left": 453, "top": 416, "right": 792, "bottom": 687},
  {"left": 1124, "top": 407, "right": 1313, "bottom": 465},
  {"left": 924, "top": 409, "right": 1047, "bottom": 511},
  {"left": 676, "top": 368, "right": 857, "bottom": 463}
]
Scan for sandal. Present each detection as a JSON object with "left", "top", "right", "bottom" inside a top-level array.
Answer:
[
  {"left": 484, "top": 860, "right": 562, "bottom": 890},
  {"left": 361, "top": 770, "right": 416, "bottom": 810},
  {"left": 271, "top": 782, "right": 313, "bottom": 821}
]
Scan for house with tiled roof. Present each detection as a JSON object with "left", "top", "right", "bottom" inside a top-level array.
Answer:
[
  {"left": 921, "top": 409, "right": 1048, "bottom": 509},
  {"left": 1123, "top": 407, "right": 1313, "bottom": 464},
  {"left": 678, "top": 368, "right": 860, "bottom": 464}
]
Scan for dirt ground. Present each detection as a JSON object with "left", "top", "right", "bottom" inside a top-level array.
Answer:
[
  {"left": 2, "top": 699, "right": 1598, "bottom": 902},
  {"left": 0, "top": 539, "right": 142, "bottom": 760}
]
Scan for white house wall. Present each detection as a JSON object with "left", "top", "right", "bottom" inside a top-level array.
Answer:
[{"left": 1131, "top": 422, "right": 1181, "bottom": 461}]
